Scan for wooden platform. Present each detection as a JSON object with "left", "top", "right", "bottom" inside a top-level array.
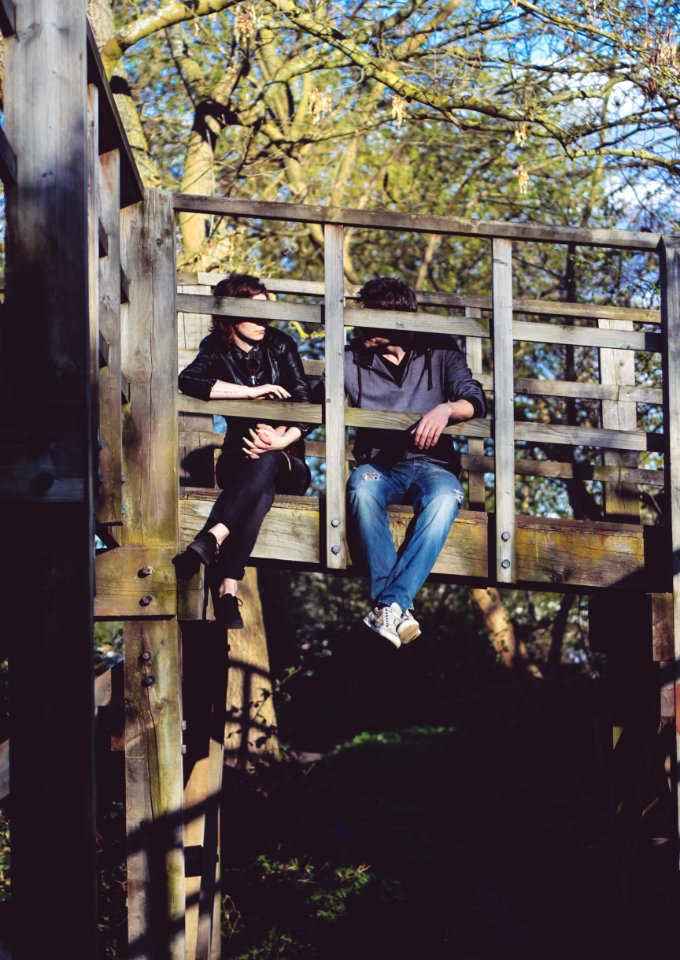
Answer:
[{"left": 179, "top": 490, "right": 668, "bottom": 593}]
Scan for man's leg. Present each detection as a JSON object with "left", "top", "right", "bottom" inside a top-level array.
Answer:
[
  {"left": 378, "top": 461, "right": 464, "bottom": 612},
  {"left": 346, "top": 462, "right": 406, "bottom": 604}
]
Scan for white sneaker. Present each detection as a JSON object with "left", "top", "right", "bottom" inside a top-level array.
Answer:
[
  {"left": 363, "top": 602, "right": 402, "bottom": 648},
  {"left": 397, "top": 609, "right": 421, "bottom": 645}
]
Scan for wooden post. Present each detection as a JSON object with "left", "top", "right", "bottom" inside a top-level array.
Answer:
[
  {"left": 598, "top": 318, "right": 640, "bottom": 522},
  {"left": 324, "top": 224, "right": 347, "bottom": 568},
  {"left": 660, "top": 235, "right": 680, "bottom": 868},
  {"left": 121, "top": 190, "right": 184, "bottom": 959},
  {"left": 465, "top": 308, "right": 486, "bottom": 511},
  {"left": 491, "top": 238, "right": 515, "bottom": 582},
  {"left": 1, "top": 1, "right": 98, "bottom": 956},
  {"left": 97, "top": 147, "right": 124, "bottom": 524}
]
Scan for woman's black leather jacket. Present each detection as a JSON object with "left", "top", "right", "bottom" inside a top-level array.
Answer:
[{"left": 178, "top": 327, "right": 312, "bottom": 450}]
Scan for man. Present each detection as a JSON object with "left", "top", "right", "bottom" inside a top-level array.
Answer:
[{"left": 345, "top": 277, "right": 486, "bottom": 648}]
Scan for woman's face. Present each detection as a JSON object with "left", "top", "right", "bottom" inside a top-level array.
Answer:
[{"left": 231, "top": 292, "right": 269, "bottom": 344}]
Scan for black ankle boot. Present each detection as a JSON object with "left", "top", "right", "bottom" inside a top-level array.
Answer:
[
  {"left": 213, "top": 593, "right": 244, "bottom": 630},
  {"left": 172, "top": 531, "right": 218, "bottom": 580}
]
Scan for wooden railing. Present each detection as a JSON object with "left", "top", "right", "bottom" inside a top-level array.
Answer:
[{"left": 174, "top": 197, "right": 669, "bottom": 595}]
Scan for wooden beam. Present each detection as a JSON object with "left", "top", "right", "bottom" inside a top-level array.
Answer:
[
  {"left": 86, "top": 22, "right": 143, "bottom": 207},
  {"left": 492, "top": 238, "right": 516, "bottom": 582},
  {"left": 660, "top": 235, "right": 680, "bottom": 867},
  {"left": 324, "top": 224, "right": 347, "bottom": 569},
  {"left": 97, "top": 148, "right": 124, "bottom": 524},
  {"left": 121, "top": 191, "right": 184, "bottom": 959},
  {"left": 173, "top": 194, "right": 660, "bottom": 251},
  {"left": 179, "top": 494, "right": 667, "bottom": 591},
  {"left": 465, "top": 308, "right": 486, "bottom": 511},
  {"left": 176, "top": 292, "right": 661, "bottom": 353},
  {"left": 179, "top": 271, "right": 661, "bottom": 325},
  {"left": 599, "top": 318, "right": 641, "bottom": 522},
  {"left": 2, "top": 2, "right": 98, "bottom": 956},
  {"left": 95, "top": 546, "right": 178, "bottom": 618}
]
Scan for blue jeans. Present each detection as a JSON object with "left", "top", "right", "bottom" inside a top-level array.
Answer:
[{"left": 346, "top": 459, "right": 464, "bottom": 611}]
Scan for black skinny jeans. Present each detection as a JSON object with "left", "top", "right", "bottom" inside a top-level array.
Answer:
[{"left": 204, "top": 450, "right": 310, "bottom": 581}]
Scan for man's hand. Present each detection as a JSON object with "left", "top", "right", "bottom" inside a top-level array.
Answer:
[
  {"left": 247, "top": 383, "right": 291, "bottom": 400},
  {"left": 411, "top": 399, "right": 475, "bottom": 450}
]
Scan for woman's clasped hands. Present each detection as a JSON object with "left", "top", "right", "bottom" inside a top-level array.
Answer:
[{"left": 242, "top": 423, "right": 290, "bottom": 459}]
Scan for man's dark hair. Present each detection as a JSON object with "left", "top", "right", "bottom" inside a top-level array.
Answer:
[
  {"left": 210, "top": 273, "right": 268, "bottom": 341},
  {"left": 357, "top": 277, "right": 418, "bottom": 313}
]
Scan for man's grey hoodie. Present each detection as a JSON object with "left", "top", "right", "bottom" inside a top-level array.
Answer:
[{"left": 343, "top": 334, "right": 486, "bottom": 469}]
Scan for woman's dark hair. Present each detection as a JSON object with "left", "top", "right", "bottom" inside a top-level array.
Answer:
[
  {"left": 357, "top": 277, "right": 418, "bottom": 313},
  {"left": 210, "top": 273, "right": 268, "bottom": 342}
]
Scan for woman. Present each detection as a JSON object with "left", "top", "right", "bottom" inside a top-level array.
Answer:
[{"left": 173, "top": 273, "right": 312, "bottom": 628}]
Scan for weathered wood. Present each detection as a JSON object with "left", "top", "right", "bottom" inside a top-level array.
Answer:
[
  {"left": 513, "top": 376, "right": 662, "bottom": 405},
  {"left": 120, "top": 190, "right": 184, "bottom": 959},
  {"left": 124, "top": 620, "right": 185, "bottom": 960},
  {"left": 224, "top": 568, "right": 280, "bottom": 768},
  {"left": 180, "top": 493, "right": 665, "bottom": 590},
  {"left": 97, "top": 148, "right": 124, "bottom": 523},
  {"left": 660, "top": 236, "right": 680, "bottom": 863},
  {"left": 513, "top": 421, "right": 663, "bottom": 452},
  {"left": 0, "top": 128, "right": 17, "bottom": 186},
  {"left": 182, "top": 622, "right": 229, "bottom": 960},
  {"left": 88, "top": 83, "right": 101, "bottom": 509},
  {"left": 465, "top": 308, "right": 486, "bottom": 510},
  {"left": 178, "top": 394, "right": 323, "bottom": 425},
  {"left": 177, "top": 291, "right": 321, "bottom": 325},
  {"left": 86, "top": 22, "right": 143, "bottom": 207},
  {"left": 179, "top": 270, "right": 661, "bottom": 325},
  {"left": 599, "top": 319, "right": 640, "bottom": 522},
  {"left": 2, "top": 3, "right": 98, "bottom": 956},
  {"left": 173, "top": 193, "right": 660, "bottom": 250},
  {"left": 324, "top": 224, "right": 347, "bottom": 568},
  {"left": 95, "top": 546, "right": 177, "bottom": 618},
  {"left": 177, "top": 291, "right": 660, "bottom": 353},
  {"left": 652, "top": 594, "right": 674, "bottom": 662},
  {"left": 492, "top": 238, "right": 515, "bottom": 582}
]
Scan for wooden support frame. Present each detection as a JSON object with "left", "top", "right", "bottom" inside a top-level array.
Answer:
[
  {"left": 2, "top": 2, "right": 98, "bottom": 956},
  {"left": 120, "top": 190, "right": 184, "bottom": 959},
  {"left": 492, "top": 238, "right": 515, "bottom": 582}
]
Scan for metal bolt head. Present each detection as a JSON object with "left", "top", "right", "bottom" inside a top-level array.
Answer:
[
  {"left": 501, "top": 531, "right": 511, "bottom": 542},
  {"left": 181, "top": 720, "right": 187, "bottom": 731},
  {"left": 141, "top": 674, "right": 156, "bottom": 687},
  {"left": 140, "top": 650, "right": 153, "bottom": 663},
  {"left": 330, "top": 518, "right": 340, "bottom": 528},
  {"left": 501, "top": 559, "right": 511, "bottom": 570},
  {"left": 140, "top": 594, "right": 154, "bottom": 607},
  {"left": 139, "top": 565, "right": 155, "bottom": 578},
  {"left": 330, "top": 545, "right": 341, "bottom": 555}
]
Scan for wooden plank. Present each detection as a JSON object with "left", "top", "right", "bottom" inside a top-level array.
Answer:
[
  {"left": 0, "top": 127, "right": 17, "bottom": 185},
  {"left": 95, "top": 546, "right": 177, "bottom": 618},
  {"left": 660, "top": 235, "right": 680, "bottom": 860},
  {"left": 124, "top": 621, "right": 185, "bottom": 960},
  {"left": 0, "top": 0, "right": 15, "bottom": 36},
  {"left": 88, "top": 84, "right": 101, "bottom": 509},
  {"left": 324, "top": 224, "right": 347, "bottom": 568},
  {"left": 2, "top": 2, "right": 97, "bottom": 955},
  {"left": 86, "top": 22, "right": 143, "bottom": 207},
  {"left": 173, "top": 193, "right": 660, "bottom": 251},
  {"left": 178, "top": 394, "right": 323, "bottom": 425},
  {"left": 513, "top": 377, "right": 662, "bottom": 405},
  {"left": 182, "top": 623, "right": 229, "bottom": 960},
  {"left": 97, "top": 149, "right": 124, "bottom": 524},
  {"left": 652, "top": 594, "right": 674, "bottom": 662},
  {"left": 121, "top": 190, "right": 184, "bottom": 959},
  {"left": 179, "top": 494, "right": 665, "bottom": 590},
  {"left": 177, "top": 291, "right": 321, "bottom": 325},
  {"left": 179, "top": 271, "right": 661, "bottom": 325},
  {"left": 177, "top": 292, "right": 659, "bottom": 351},
  {"left": 599, "top": 319, "right": 640, "bottom": 522},
  {"left": 177, "top": 395, "right": 659, "bottom": 451},
  {"left": 465, "top": 308, "right": 485, "bottom": 510},
  {"left": 492, "top": 238, "right": 515, "bottom": 581}
]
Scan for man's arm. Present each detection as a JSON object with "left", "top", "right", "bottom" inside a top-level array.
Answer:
[{"left": 411, "top": 398, "right": 475, "bottom": 450}]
